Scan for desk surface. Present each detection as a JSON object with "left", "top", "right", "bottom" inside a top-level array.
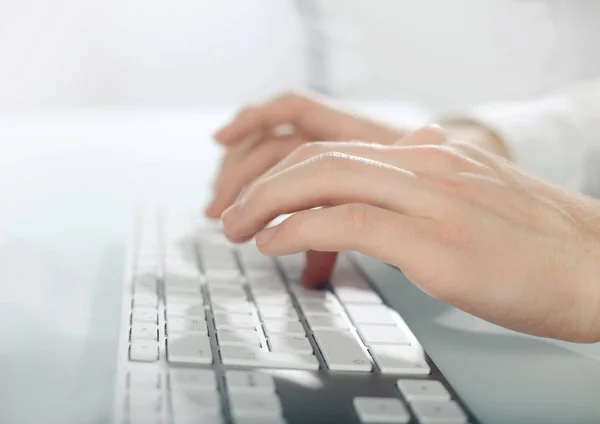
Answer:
[{"left": 1, "top": 106, "right": 599, "bottom": 424}]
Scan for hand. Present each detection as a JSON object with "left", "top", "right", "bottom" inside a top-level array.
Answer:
[
  {"left": 205, "top": 91, "right": 406, "bottom": 218},
  {"left": 220, "top": 127, "right": 600, "bottom": 343}
]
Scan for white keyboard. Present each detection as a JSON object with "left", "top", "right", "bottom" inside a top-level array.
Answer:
[{"left": 113, "top": 210, "right": 472, "bottom": 424}]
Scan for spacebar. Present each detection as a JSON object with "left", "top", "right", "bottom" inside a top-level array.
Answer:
[{"left": 220, "top": 346, "right": 319, "bottom": 370}]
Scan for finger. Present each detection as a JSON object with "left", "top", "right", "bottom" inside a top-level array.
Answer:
[
  {"left": 222, "top": 153, "right": 444, "bottom": 242},
  {"left": 214, "top": 93, "right": 313, "bottom": 146},
  {"left": 302, "top": 251, "right": 338, "bottom": 289},
  {"left": 253, "top": 204, "right": 433, "bottom": 278},
  {"left": 262, "top": 141, "right": 497, "bottom": 183},
  {"left": 394, "top": 124, "right": 448, "bottom": 146},
  {"left": 205, "top": 134, "right": 304, "bottom": 218}
]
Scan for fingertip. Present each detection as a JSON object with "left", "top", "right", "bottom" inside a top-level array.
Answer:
[
  {"left": 204, "top": 202, "right": 223, "bottom": 219},
  {"left": 302, "top": 267, "right": 327, "bottom": 289}
]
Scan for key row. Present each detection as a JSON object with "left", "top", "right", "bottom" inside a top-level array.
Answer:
[
  {"left": 126, "top": 369, "right": 289, "bottom": 424},
  {"left": 353, "top": 379, "right": 468, "bottom": 423}
]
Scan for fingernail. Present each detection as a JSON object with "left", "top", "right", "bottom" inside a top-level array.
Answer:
[
  {"left": 256, "top": 226, "right": 278, "bottom": 246},
  {"left": 221, "top": 202, "right": 241, "bottom": 229}
]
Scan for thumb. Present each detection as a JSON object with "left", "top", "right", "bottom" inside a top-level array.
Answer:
[{"left": 301, "top": 251, "right": 338, "bottom": 288}]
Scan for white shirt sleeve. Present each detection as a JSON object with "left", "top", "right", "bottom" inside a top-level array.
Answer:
[{"left": 465, "top": 78, "right": 600, "bottom": 196}]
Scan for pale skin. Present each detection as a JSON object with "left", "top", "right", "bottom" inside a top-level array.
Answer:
[{"left": 208, "top": 92, "right": 600, "bottom": 343}]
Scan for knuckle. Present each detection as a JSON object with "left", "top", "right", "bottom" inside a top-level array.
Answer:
[
  {"left": 313, "top": 152, "right": 351, "bottom": 177},
  {"left": 343, "top": 203, "right": 375, "bottom": 234},
  {"left": 277, "top": 90, "right": 306, "bottom": 107},
  {"left": 293, "top": 142, "right": 324, "bottom": 161}
]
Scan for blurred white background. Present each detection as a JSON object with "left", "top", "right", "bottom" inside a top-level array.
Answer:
[{"left": 0, "top": 0, "right": 591, "bottom": 114}]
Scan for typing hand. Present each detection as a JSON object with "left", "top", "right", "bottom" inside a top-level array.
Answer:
[
  {"left": 221, "top": 126, "right": 600, "bottom": 343},
  {"left": 205, "top": 91, "right": 405, "bottom": 218}
]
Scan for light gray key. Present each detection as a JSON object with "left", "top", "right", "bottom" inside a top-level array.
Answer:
[
  {"left": 253, "top": 292, "right": 293, "bottom": 306},
  {"left": 209, "top": 285, "right": 247, "bottom": 299},
  {"left": 257, "top": 305, "right": 299, "bottom": 320},
  {"left": 301, "top": 301, "right": 342, "bottom": 316},
  {"left": 167, "top": 317, "right": 208, "bottom": 335},
  {"left": 397, "top": 380, "right": 450, "bottom": 402},
  {"left": 370, "top": 345, "right": 430, "bottom": 375},
  {"left": 170, "top": 369, "right": 216, "bottom": 390},
  {"left": 166, "top": 303, "right": 206, "bottom": 319},
  {"left": 262, "top": 319, "right": 305, "bottom": 336},
  {"left": 211, "top": 300, "right": 254, "bottom": 315},
  {"left": 213, "top": 313, "right": 257, "bottom": 329},
  {"left": 345, "top": 304, "right": 397, "bottom": 326},
  {"left": 128, "top": 371, "right": 161, "bottom": 388},
  {"left": 131, "top": 308, "right": 157, "bottom": 325},
  {"left": 129, "top": 340, "right": 159, "bottom": 362},
  {"left": 229, "top": 392, "right": 283, "bottom": 418},
  {"left": 225, "top": 370, "right": 276, "bottom": 394},
  {"left": 312, "top": 329, "right": 372, "bottom": 372},
  {"left": 411, "top": 401, "right": 467, "bottom": 423},
  {"left": 358, "top": 325, "right": 410, "bottom": 346},
  {"left": 131, "top": 324, "right": 158, "bottom": 340},
  {"left": 218, "top": 329, "right": 262, "bottom": 347},
  {"left": 167, "top": 334, "right": 213, "bottom": 365},
  {"left": 171, "top": 390, "right": 221, "bottom": 418},
  {"left": 268, "top": 335, "right": 313, "bottom": 354},
  {"left": 234, "top": 417, "right": 288, "bottom": 424},
  {"left": 220, "top": 345, "right": 319, "bottom": 370},
  {"left": 305, "top": 314, "right": 350, "bottom": 330},
  {"left": 353, "top": 397, "right": 410, "bottom": 423},
  {"left": 133, "top": 293, "right": 158, "bottom": 308}
]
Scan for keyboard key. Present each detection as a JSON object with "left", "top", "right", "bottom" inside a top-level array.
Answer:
[
  {"left": 290, "top": 285, "right": 333, "bottom": 302},
  {"left": 128, "top": 391, "right": 163, "bottom": 412},
  {"left": 358, "top": 325, "right": 410, "bottom": 346},
  {"left": 218, "top": 329, "right": 262, "bottom": 347},
  {"left": 128, "top": 412, "right": 163, "bottom": 424},
  {"left": 133, "top": 293, "right": 158, "bottom": 308},
  {"left": 301, "top": 301, "right": 342, "bottom": 316},
  {"left": 213, "top": 313, "right": 257, "bottom": 329},
  {"left": 257, "top": 305, "right": 299, "bottom": 320},
  {"left": 131, "top": 308, "right": 158, "bottom": 325},
  {"left": 370, "top": 345, "right": 430, "bottom": 375},
  {"left": 268, "top": 336, "right": 313, "bottom": 354},
  {"left": 167, "top": 335, "right": 213, "bottom": 365},
  {"left": 133, "top": 275, "right": 158, "bottom": 294},
  {"left": 131, "top": 324, "right": 158, "bottom": 340},
  {"left": 220, "top": 345, "right": 319, "bottom": 370},
  {"left": 277, "top": 254, "right": 304, "bottom": 281},
  {"left": 312, "top": 329, "right": 372, "bottom": 372},
  {"left": 128, "top": 371, "right": 161, "bottom": 388},
  {"left": 410, "top": 400, "right": 467, "bottom": 423},
  {"left": 335, "top": 286, "right": 382, "bottom": 305},
  {"left": 211, "top": 300, "right": 254, "bottom": 315},
  {"left": 353, "top": 397, "right": 410, "bottom": 423},
  {"left": 169, "top": 369, "right": 216, "bottom": 390},
  {"left": 171, "top": 390, "right": 221, "bottom": 417},
  {"left": 345, "top": 305, "right": 397, "bottom": 326},
  {"left": 209, "top": 285, "right": 247, "bottom": 299},
  {"left": 397, "top": 380, "right": 451, "bottom": 402},
  {"left": 167, "top": 317, "right": 208, "bottom": 335},
  {"left": 225, "top": 370, "right": 276, "bottom": 394},
  {"left": 206, "top": 276, "right": 245, "bottom": 286},
  {"left": 305, "top": 314, "right": 350, "bottom": 330},
  {"left": 165, "top": 291, "right": 204, "bottom": 305},
  {"left": 130, "top": 340, "right": 159, "bottom": 362},
  {"left": 166, "top": 303, "right": 206, "bottom": 319},
  {"left": 262, "top": 319, "right": 305, "bottom": 336},
  {"left": 246, "top": 269, "right": 284, "bottom": 286},
  {"left": 253, "top": 292, "right": 293, "bottom": 305},
  {"left": 234, "top": 418, "right": 288, "bottom": 424},
  {"left": 229, "top": 392, "right": 282, "bottom": 418}
]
